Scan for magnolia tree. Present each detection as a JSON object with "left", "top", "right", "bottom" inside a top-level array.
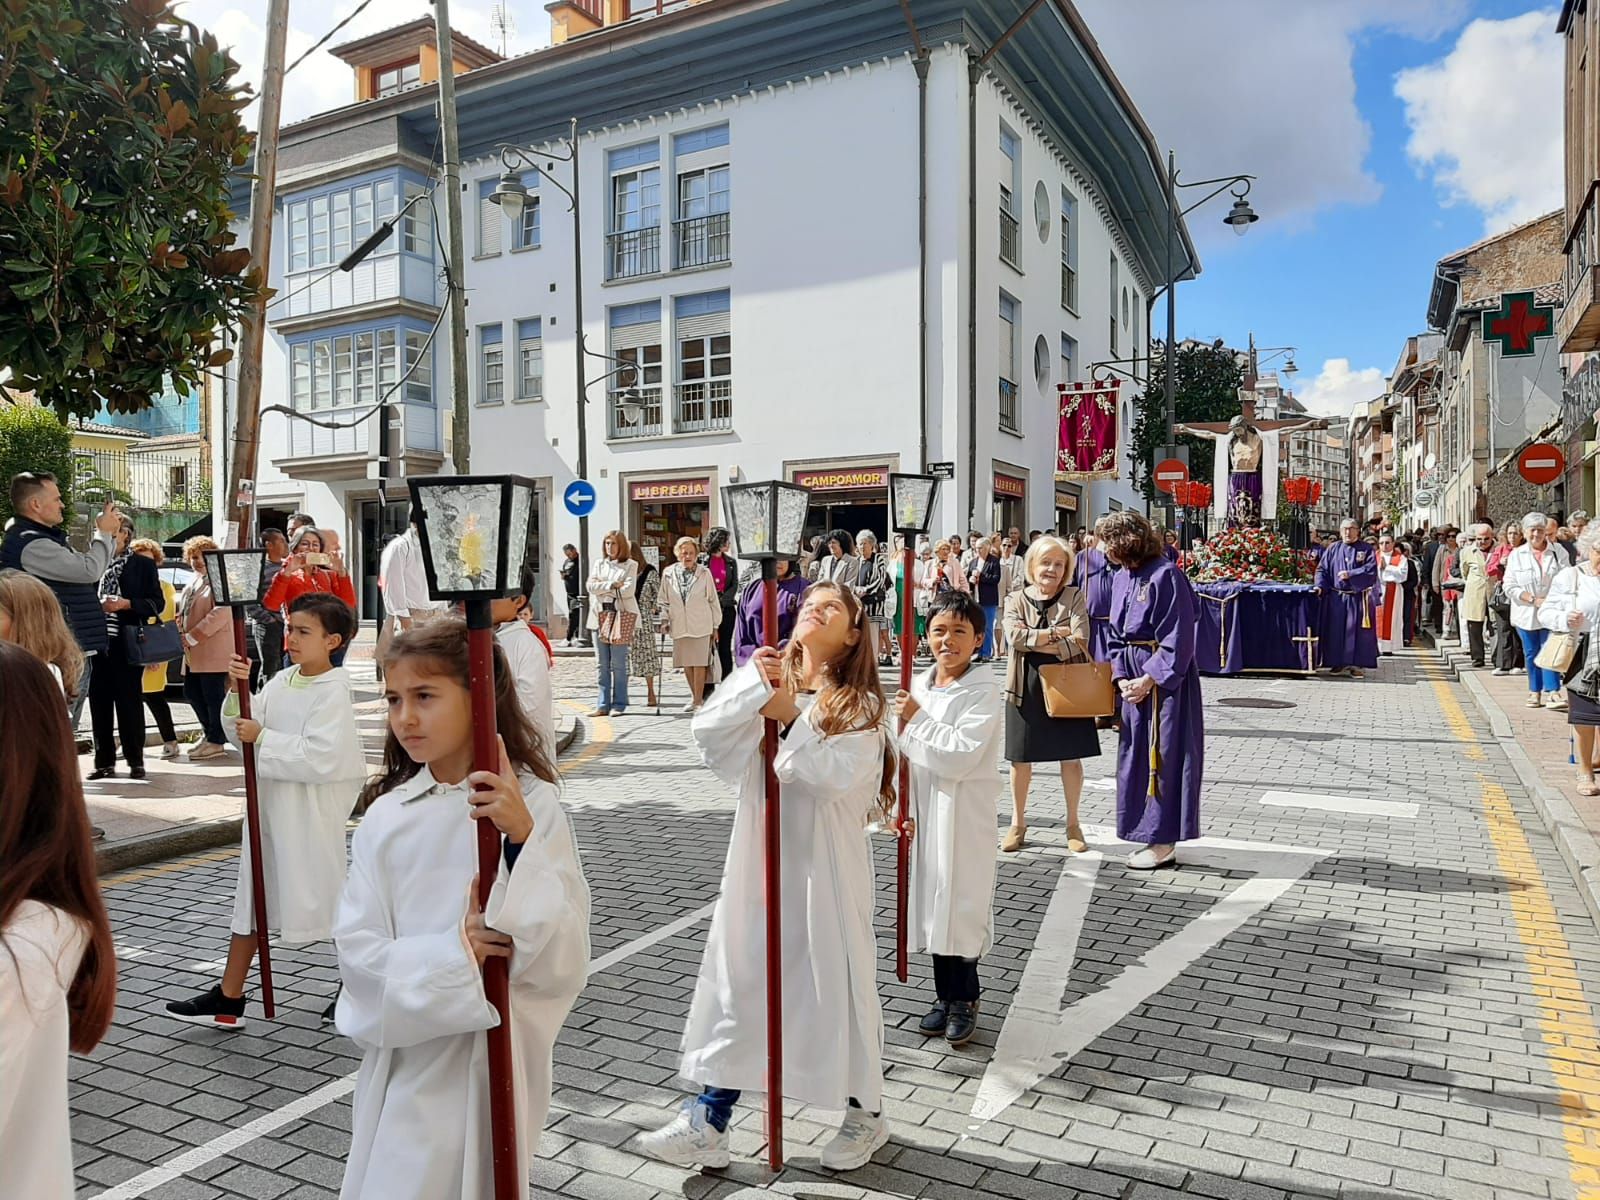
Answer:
[{"left": 0, "top": 0, "right": 263, "bottom": 421}]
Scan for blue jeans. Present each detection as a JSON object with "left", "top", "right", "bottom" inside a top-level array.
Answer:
[
  {"left": 596, "top": 639, "right": 629, "bottom": 712},
  {"left": 980, "top": 604, "right": 998, "bottom": 658},
  {"left": 693, "top": 1087, "right": 867, "bottom": 1133},
  {"left": 1517, "top": 627, "right": 1561, "bottom": 693}
]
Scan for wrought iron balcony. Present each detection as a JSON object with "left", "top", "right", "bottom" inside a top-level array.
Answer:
[
  {"left": 674, "top": 379, "right": 732, "bottom": 433},
  {"left": 674, "top": 212, "right": 730, "bottom": 269},
  {"left": 1561, "top": 182, "right": 1600, "bottom": 354},
  {"left": 606, "top": 226, "right": 661, "bottom": 280},
  {"left": 998, "top": 377, "right": 1019, "bottom": 432},
  {"left": 999, "top": 208, "right": 1019, "bottom": 266},
  {"left": 607, "top": 388, "right": 663, "bottom": 440}
]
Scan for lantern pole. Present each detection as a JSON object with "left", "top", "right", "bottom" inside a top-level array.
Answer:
[
  {"left": 896, "top": 540, "right": 914, "bottom": 983},
  {"left": 760, "top": 556, "right": 784, "bottom": 1170},
  {"left": 230, "top": 609, "right": 275, "bottom": 1019}
]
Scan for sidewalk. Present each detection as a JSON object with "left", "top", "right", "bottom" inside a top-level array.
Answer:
[{"left": 1432, "top": 631, "right": 1600, "bottom": 925}]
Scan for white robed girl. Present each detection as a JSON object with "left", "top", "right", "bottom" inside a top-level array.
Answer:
[
  {"left": 638, "top": 580, "right": 897, "bottom": 1173},
  {"left": 334, "top": 619, "right": 590, "bottom": 1200}
]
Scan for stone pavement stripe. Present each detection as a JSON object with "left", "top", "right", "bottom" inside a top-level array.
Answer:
[
  {"left": 1259, "top": 790, "right": 1419, "bottom": 818},
  {"left": 102, "top": 848, "right": 240, "bottom": 889},
  {"left": 1428, "top": 663, "right": 1600, "bottom": 1199},
  {"left": 85, "top": 877, "right": 728, "bottom": 1200}
]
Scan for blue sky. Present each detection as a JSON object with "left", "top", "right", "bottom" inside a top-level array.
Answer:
[{"left": 1079, "top": 0, "right": 1564, "bottom": 418}]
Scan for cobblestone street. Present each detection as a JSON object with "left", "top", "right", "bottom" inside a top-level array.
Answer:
[{"left": 70, "top": 649, "right": 1600, "bottom": 1200}]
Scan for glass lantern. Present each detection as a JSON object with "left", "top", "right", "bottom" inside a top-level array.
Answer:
[
  {"left": 887, "top": 473, "right": 939, "bottom": 537},
  {"left": 408, "top": 474, "right": 538, "bottom": 600},
  {"left": 721, "top": 480, "right": 811, "bottom": 561},
  {"left": 201, "top": 548, "right": 269, "bottom": 607}
]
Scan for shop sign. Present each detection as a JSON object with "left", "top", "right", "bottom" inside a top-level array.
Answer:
[
  {"left": 993, "top": 473, "right": 1026, "bottom": 499},
  {"left": 1055, "top": 488, "right": 1079, "bottom": 512},
  {"left": 792, "top": 466, "right": 889, "bottom": 492},
  {"left": 1562, "top": 356, "right": 1600, "bottom": 438},
  {"left": 629, "top": 478, "right": 709, "bottom": 502}
]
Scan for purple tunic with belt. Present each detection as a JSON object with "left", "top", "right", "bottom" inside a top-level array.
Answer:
[
  {"left": 1073, "top": 547, "right": 1116, "bottom": 662},
  {"left": 1108, "top": 558, "right": 1204, "bottom": 845},
  {"left": 1313, "top": 540, "right": 1379, "bottom": 670},
  {"left": 731, "top": 574, "right": 809, "bottom": 665}
]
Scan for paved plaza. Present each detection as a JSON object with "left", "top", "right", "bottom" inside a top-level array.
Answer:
[{"left": 67, "top": 649, "right": 1600, "bottom": 1200}]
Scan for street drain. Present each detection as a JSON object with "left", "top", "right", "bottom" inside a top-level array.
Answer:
[{"left": 1217, "top": 697, "right": 1298, "bottom": 709}]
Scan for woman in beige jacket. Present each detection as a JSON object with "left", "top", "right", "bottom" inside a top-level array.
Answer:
[{"left": 660, "top": 537, "right": 722, "bottom": 712}]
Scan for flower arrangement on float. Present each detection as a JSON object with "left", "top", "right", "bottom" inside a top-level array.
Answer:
[{"left": 1187, "top": 524, "right": 1316, "bottom": 584}]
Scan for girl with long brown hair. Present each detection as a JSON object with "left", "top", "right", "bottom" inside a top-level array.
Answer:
[
  {"left": 640, "top": 580, "right": 898, "bottom": 1173},
  {"left": 0, "top": 568, "right": 85, "bottom": 700},
  {"left": 0, "top": 641, "right": 116, "bottom": 1198},
  {"left": 333, "top": 618, "right": 590, "bottom": 1200}
]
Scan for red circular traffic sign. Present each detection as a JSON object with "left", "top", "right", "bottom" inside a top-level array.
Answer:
[
  {"left": 1153, "top": 458, "right": 1190, "bottom": 495},
  {"left": 1517, "top": 443, "right": 1565, "bottom": 486}
]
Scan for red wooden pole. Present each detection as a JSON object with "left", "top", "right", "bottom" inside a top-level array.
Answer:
[
  {"left": 466, "top": 600, "right": 518, "bottom": 1200},
  {"left": 761, "top": 561, "right": 784, "bottom": 1170},
  {"left": 231, "top": 613, "right": 275, "bottom": 1019},
  {"left": 896, "top": 546, "right": 914, "bottom": 982}
]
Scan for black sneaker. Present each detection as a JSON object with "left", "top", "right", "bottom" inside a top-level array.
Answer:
[
  {"left": 88, "top": 766, "right": 116, "bottom": 780},
  {"left": 166, "top": 984, "right": 248, "bottom": 1030},
  {"left": 129, "top": 766, "right": 146, "bottom": 780},
  {"left": 918, "top": 1000, "right": 950, "bottom": 1036},
  {"left": 945, "top": 1000, "right": 978, "bottom": 1047}
]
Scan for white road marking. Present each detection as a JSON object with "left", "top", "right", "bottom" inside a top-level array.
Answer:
[
  {"left": 970, "top": 832, "right": 1327, "bottom": 1127},
  {"left": 93, "top": 900, "right": 719, "bottom": 1199},
  {"left": 1261, "top": 789, "right": 1418, "bottom": 819},
  {"left": 113, "top": 942, "right": 151, "bottom": 962}
]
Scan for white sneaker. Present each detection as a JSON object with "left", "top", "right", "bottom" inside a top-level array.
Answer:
[
  {"left": 160, "top": 741, "right": 181, "bottom": 760},
  {"left": 1547, "top": 695, "right": 1569, "bottom": 711},
  {"left": 637, "top": 1104, "right": 730, "bottom": 1170},
  {"left": 679, "top": 700, "right": 698, "bottom": 714},
  {"left": 1492, "top": 668, "right": 1511, "bottom": 676},
  {"left": 820, "top": 1109, "right": 889, "bottom": 1171},
  {"left": 1126, "top": 846, "right": 1178, "bottom": 870}
]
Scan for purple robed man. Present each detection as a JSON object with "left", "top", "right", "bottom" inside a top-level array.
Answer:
[
  {"left": 1099, "top": 512, "right": 1203, "bottom": 870},
  {"left": 1314, "top": 521, "right": 1379, "bottom": 675},
  {"left": 731, "top": 562, "right": 808, "bottom": 665},
  {"left": 1072, "top": 545, "right": 1116, "bottom": 661}
]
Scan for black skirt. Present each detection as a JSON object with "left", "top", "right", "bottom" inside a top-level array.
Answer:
[
  {"left": 1570, "top": 689, "right": 1600, "bottom": 727},
  {"left": 1004, "top": 652, "right": 1103, "bottom": 763}
]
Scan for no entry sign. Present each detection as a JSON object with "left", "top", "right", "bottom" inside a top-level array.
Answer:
[
  {"left": 1517, "top": 444, "right": 1565, "bottom": 486},
  {"left": 1154, "top": 458, "right": 1190, "bottom": 495}
]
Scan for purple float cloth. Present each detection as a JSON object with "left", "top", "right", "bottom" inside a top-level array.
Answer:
[
  {"left": 1314, "top": 541, "right": 1379, "bottom": 670},
  {"left": 1108, "top": 559, "right": 1204, "bottom": 845},
  {"left": 1227, "top": 470, "right": 1264, "bottom": 527}
]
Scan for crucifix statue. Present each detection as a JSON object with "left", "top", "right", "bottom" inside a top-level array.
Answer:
[{"left": 1174, "top": 399, "right": 1323, "bottom": 527}]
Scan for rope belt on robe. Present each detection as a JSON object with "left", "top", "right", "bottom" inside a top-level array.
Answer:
[
  {"left": 1335, "top": 587, "right": 1373, "bottom": 629},
  {"left": 1128, "top": 639, "right": 1162, "bottom": 799}
]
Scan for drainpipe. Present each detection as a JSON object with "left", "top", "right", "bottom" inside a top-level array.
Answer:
[{"left": 966, "top": 54, "right": 980, "bottom": 531}]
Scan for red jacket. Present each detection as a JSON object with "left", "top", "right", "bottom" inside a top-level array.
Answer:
[{"left": 262, "top": 565, "right": 357, "bottom": 615}]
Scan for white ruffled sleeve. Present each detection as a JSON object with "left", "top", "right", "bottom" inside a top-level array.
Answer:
[{"left": 691, "top": 662, "right": 772, "bottom": 786}]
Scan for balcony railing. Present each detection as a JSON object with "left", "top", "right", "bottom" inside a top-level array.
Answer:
[
  {"left": 999, "top": 208, "right": 1019, "bottom": 265},
  {"left": 674, "top": 379, "right": 732, "bottom": 433},
  {"left": 606, "top": 227, "right": 661, "bottom": 280},
  {"left": 674, "top": 212, "right": 730, "bottom": 269},
  {"left": 608, "top": 388, "right": 663, "bottom": 439},
  {"left": 1568, "top": 183, "right": 1598, "bottom": 307},
  {"left": 998, "top": 377, "right": 1019, "bottom": 432}
]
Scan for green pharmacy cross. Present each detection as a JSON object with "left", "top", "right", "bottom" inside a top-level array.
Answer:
[{"left": 1484, "top": 290, "right": 1555, "bottom": 358}]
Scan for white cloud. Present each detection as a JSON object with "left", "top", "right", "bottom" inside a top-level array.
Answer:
[
  {"left": 1295, "top": 358, "right": 1386, "bottom": 419},
  {"left": 1074, "top": 0, "right": 1469, "bottom": 252},
  {"left": 172, "top": 0, "right": 547, "bottom": 128},
  {"left": 1394, "top": 10, "right": 1563, "bottom": 234}
]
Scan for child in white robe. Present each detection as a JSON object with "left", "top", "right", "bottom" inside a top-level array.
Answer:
[
  {"left": 893, "top": 591, "right": 1002, "bottom": 1047},
  {"left": 492, "top": 562, "right": 556, "bottom": 760},
  {"left": 334, "top": 617, "right": 590, "bottom": 1200},
  {"left": 638, "top": 579, "right": 897, "bottom": 1173},
  {"left": 166, "top": 592, "right": 365, "bottom": 1029},
  {"left": 0, "top": 643, "right": 116, "bottom": 1200}
]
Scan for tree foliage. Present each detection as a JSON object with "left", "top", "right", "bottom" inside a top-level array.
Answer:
[
  {"left": 0, "top": 0, "right": 263, "bottom": 421},
  {"left": 1129, "top": 343, "right": 1246, "bottom": 503},
  {"left": 0, "top": 404, "right": 74, "bottom": 526}
]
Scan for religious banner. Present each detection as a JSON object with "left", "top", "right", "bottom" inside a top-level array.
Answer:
[{"left": 1056, "top": 380, "right": 1120, "bottom": 481}]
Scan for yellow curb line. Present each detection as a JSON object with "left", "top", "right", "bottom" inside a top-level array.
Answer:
[
  {"left": 557, "top": 699, "right": 614, "bottom": 775},
  {"left": 104, "top": 847, "right": 239, "bottom": 889}
]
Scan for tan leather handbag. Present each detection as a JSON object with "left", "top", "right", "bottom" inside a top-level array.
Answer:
[{"left": 1038, "top": 661, "right": 1117, "bottom": 718}]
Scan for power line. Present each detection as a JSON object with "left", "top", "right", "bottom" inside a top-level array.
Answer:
[{"left": 285, "top": 0, "right": 378, "bottom": 76}]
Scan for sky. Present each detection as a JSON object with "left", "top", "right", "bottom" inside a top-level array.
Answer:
[{"left": 179, "top": 0, "right": 1565, "bottom": 424}]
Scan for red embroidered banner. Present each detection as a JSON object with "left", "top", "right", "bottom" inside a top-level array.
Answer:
[{"left": 1056, "top": 380, "right": 1120, "bottom": 481}]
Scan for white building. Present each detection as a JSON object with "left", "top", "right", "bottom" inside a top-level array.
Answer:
[{"left": 215, "top": 1, "right": 1191, "bottom": 627}]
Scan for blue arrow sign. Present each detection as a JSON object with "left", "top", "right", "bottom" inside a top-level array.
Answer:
[{"left": 563, "top": 479, "right": 597, "bottom": 517}]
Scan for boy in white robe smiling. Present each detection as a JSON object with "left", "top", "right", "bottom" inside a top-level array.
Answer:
[
  {"left": 893, "top": 590, "right": 1002, "bottom": 1047},
  {"left": 166, "top": 592, "right": 364, "bottom": 1028},
  {"left": 334, "top": 618, "right": 589, "bottom": 1200},
  {"left": 638, "top": 580, "right": 898, "bottom": 1173}
]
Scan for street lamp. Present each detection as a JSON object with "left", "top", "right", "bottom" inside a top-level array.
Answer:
[
  {"left": 720, "top": 478, "right": 811, "bottom": 1172},
  {"left": 201, "top": 548, "right": 276, "bottom": 1020},
  {"left": 1224, "top": 191, "right": 1259, "bottom": 236},
  {"left": 887, "top": 472, "right": 937, "bottom": 985},
  {"left": 407, "top": 473, "right": 537, "bottom": 1200}
]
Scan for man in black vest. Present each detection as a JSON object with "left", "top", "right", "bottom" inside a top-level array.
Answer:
[{"left": 2, "top": 472, "right": 123, "bottom": 729}]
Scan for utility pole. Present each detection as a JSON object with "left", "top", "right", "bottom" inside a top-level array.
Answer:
[
  {"left": 434, "top": 0, "right": 473, "bottom": 474},
  {"left": 225, "top": 0, "right": 290, "bottom": 544}
]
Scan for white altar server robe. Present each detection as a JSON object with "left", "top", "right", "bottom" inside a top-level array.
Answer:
[
  {"left": 0, "top": 902, "right": 87, "bottom": 1200},
  {"left": 682, "top": 663, "right": 886, "bottom": 1112},
  {"left": 898, "top": 666, "right": 1002, "bottom": 958},
  {"left": 334, "top": 767, "right": 590, "bottom": 1200},
  {"left": 222, "top": 666, "right": 366, "bottom": 945},
  {"left": 496, "top": 621, "right": 556, "bottom": 759}
]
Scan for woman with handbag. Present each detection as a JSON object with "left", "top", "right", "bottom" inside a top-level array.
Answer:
[
  {"left": 1457, "top": 526, "right": 1493, "bottom": 667},
  {"left": 89, "top": 516, "right": 163, "bottom": 780},
  {"left": 1504, "top": 512, "right": 1567, "bottom": 709},
  {"left": 1487, "top": 521, "right": 1524, "bottom": 675},
  {"left": 177, "top": 536, "right": 236, "bottom": 761},
  {"left": 587, "top": 529, "right": 639, "bottom": 716},
  {"left": 1100, "top": 510, "right": 1203, "bottom": 871},
  {"left": 1541, "top": 525, "right": 1600, "bottom": 793},
  {"left": 999, "top": 535, "right": 1099, "bottom": 855},
  {"left": 130, "top": 539, "right": 182, "bottom": 760}
]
